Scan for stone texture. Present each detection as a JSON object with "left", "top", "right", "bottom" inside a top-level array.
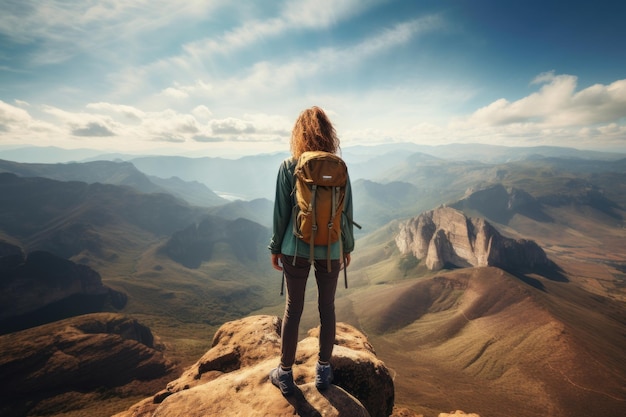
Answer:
[
  {"left": 396, "top": 207, "right": 550, "bottom": 272},
  {"left": 439, "top": 411, "right": 481, "bottom": 417},
  {"left": 113, "top": 315, "right": 395, "bottom": 417},
  {"left": 0, "top": 313, "right": 175, "bottom": 416}
]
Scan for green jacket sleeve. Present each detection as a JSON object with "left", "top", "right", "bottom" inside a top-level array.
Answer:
[
  {"left": 268, "top": 158, "right": 295, "bottom": 254},
  {"left": 341, "top": 175, "right": 355, "bottom": 253}
]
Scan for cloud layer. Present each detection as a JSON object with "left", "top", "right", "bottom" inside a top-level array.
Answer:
[{"left": 1, "top": 1, "right": 625, "bottom": 154}]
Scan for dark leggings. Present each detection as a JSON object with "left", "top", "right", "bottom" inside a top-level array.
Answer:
[{"left": 280, "top": 255, "right": 340, "bottom": 368}]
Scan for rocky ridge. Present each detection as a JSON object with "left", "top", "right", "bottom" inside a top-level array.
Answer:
[
  {"left": 0, "top": 241, "right": 126, "bottom": 333},
  {"left": 395, "top": 207, "right": 551, "bottom": 272},
  {"left": 0, "top": 313, "right": 175, "bottom": 417}
]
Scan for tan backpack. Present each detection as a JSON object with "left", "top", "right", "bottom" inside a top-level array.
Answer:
[{"left": 293, "top": 151, "right": 348, "bottom": 271}]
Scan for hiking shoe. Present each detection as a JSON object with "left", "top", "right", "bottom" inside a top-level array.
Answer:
[
  {"left": 269, "top": 366, "right": 295, "bottom": 396},
  {"left": 315, "top": 362, "right": 333, "bottom": 390}
]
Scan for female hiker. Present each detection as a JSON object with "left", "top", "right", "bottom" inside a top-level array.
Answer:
[{"left": 268, "top": 106, "right": 355, "bottom": 396}]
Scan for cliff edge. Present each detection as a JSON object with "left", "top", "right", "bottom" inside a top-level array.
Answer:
[{"left": 113, "top": 315, "right": 395, "bottom": 417}]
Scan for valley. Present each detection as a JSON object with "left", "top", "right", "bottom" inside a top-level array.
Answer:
[{"left": 0, "top": 143, "right": 624, "bottom": 417}]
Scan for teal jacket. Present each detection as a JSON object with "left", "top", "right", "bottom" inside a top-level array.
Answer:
[{"left": 268, "top": 157, "right": 355, "bottom": 259}]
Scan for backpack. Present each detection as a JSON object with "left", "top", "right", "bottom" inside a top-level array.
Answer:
[{"left": 292, "top": 151, "right": 348, "bottom": 271}]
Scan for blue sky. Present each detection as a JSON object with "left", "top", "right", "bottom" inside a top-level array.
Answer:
[{"left": 1, "top": 0, "right": 625, "bottom": 156}]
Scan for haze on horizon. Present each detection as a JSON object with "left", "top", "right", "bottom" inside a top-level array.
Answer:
[{"left": 1, "top": 0, "right": 626, "bottom": 158}]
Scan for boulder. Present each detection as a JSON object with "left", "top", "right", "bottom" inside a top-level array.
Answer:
[
  {"left": 114, "top": 315, "right": 395, "bottom": 417},
  {"left": 439, "top": 412, "right": 481, "bottom": 417}
]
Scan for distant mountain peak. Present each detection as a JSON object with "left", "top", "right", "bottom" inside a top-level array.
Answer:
[
  {"left": 396, "top": 207, "right": 553, "bottom": 273},
  {"left": 452, "top": 183, "right": 552, "bottom": 224}
]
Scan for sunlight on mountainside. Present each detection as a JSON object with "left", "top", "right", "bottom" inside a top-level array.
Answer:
[{"left": 0, "top": 144, "right": 624, "bottom": 417}]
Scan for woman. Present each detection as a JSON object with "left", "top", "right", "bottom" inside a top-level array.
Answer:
[{"left": 268, "top": 106, "right": 355, "bottom": 396}]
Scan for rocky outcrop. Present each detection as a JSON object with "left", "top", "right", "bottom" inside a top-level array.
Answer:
[
  {"left": 0, "top": 242, "right": 127, "bottom": 333},
  {"left": 396, "top": 207, "right": 551, "bottom": 272},
  {"left": 114, "top": 315, "right": 395, "bottom": 417},
  {"left": 0, "top": 313, "right": 175, "bottom": 417}
]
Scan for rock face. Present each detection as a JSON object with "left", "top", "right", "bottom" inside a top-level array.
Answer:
[
  {"left": 114, "top": 315, "right": 395, "bottom": 417},
  {"left": 396, "top": 207, "right": 550, "bottom": 272},
  {"left": 0, "top": 242, "right": 127, "bottom": 333},
  {"left": 0, "top": 313, "right": 175, "bottom": 417}
]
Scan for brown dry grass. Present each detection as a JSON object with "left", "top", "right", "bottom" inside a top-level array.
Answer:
[{"left": 310, "top": 202, "right": 626, "bottom": 417}]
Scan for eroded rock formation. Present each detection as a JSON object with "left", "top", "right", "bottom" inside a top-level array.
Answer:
[
  {"left": 114, "top": 315, "right": 395, "bottom": 417},
  {"left": 0, "top": 313, "right": 175, "bottom": 417},
  {"left": 396, "top": 207, "right": 550, "bottom": 272}
]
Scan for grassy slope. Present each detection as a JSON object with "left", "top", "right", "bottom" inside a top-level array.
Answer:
[{"left": 101, "top": 240, "right": 278, "bottom": 368}]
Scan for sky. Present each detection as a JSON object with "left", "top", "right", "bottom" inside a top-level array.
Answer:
[{"left": 1, "top": 0, "right": 626, "bottom": 157}]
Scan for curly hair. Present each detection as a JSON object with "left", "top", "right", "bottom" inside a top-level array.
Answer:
[{"left": 290, "top": 106, "right": 340, "bottom": 159}]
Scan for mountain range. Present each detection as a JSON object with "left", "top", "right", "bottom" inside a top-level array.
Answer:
[{"left": 0, "top": 143, "right": 624, "bottom": 417}]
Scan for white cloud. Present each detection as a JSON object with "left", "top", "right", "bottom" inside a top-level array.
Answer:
[
  {"left": 0, "top": 100, "right": 32, "bottom": 125},
  {"left": 0, "top": 0, "right": 228, "bottom": 65},
  {"left": 160, "top": 15, "right": 442, "bottom": 107},
  {"left": 1, "top": 97, "right": 292, "bottom": 150},
  {"left": 208, "top": 114, "right": 291, "bottom": 139},
  {"left": 340, "top": 73, "right": 626, "bottom": 150},
  {"left": 468, "top": 73, "right": 626, "bottom": 129},
  {"left": 142, "top": 110, "right": 200, "bottom": 139},
  {"left": 184, "top": 17, "right": 286, "bottom": 57},
  {"left": 192, "top": 105, "right": 213, "bottom": 120},
  {"left": 72, "top": 122, "right": 115, "bottom": 137},
  {"left": 43, "top": 105, "right": 121, "bottom": 137},
  {"left": 282, "top": 0, "right": 371, "bottom": 28},
  {"left": 210, "top": 117, "right": 255, "bottom": 135},
  {"left": 0, "top": 100, "right": 61, "bottom": 139},
  {"left": 159, "top": 80, "right": 214, "bottom": 100},
  {"left": 86, "top": 102, "right": 145, "bottom": 121},
  {"left": 243, "top": 113, "right": 291, "bottom": 135},
  {"left": 162, "top": 87, "right": 190, "bottom": 99},
  {"left": 183, "top": 0, "right": 384, "bottom": 57}
]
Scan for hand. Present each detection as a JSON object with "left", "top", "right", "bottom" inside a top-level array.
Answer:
[
  {"left": 271, "top": 253, "right": 283, "bottom": 271},
  {"left": 343, "top": 253, "right": 351, "bottom": 269}
]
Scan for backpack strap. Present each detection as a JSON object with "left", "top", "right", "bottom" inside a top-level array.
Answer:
[
  {"left": 309, "top": 184, "right": 318, "bottom": 266},
  {"left": 290, "top": 205, "right": 299, "bottom": 266},
  {"left": 339, "top": 227, "right": 347, "bottom": 288},
  {"left": 326, "top": 186, "right": 337, "bottom": 271}
]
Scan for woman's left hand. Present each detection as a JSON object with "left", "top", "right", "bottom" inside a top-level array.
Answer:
[
  {"left": 343, "top": 253, "right": 351, "bottom": 269},
  {"left": 271, "top": 253, "right": 283, "bottom": 271}
]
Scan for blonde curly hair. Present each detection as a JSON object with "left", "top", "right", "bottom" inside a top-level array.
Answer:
[{"left": 290, "top": 106, "right": 340, "bottom": 159}]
